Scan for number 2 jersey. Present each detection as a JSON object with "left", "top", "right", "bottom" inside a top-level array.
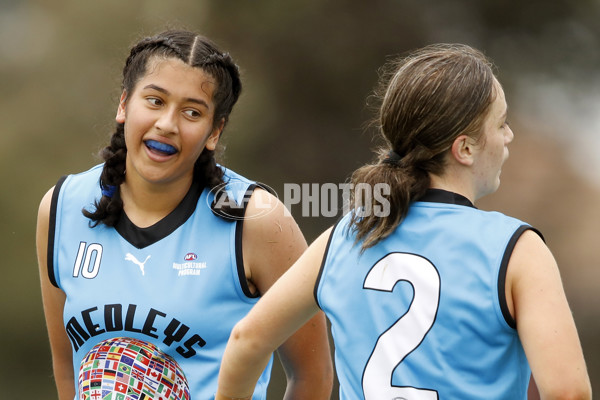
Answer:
[
  {"left": 316, "top": 189, "right": 539, "bottom": 400},
  {"left": 46, "top": 163, "right": 273, "bottom": 400}
]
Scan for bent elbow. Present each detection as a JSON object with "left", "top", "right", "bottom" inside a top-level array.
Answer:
[
  {"left": 540, "top": 384, "right": 592, "bottom": 400},
  {"left": 228, "top": 320, "right": 274, "bottom": 359}
]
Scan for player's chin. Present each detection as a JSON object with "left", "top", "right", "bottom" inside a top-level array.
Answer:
[
  {"left": 487, "top": 174, "right": 502, "bottom": 195},
  {"left": 494, "top": 174, "right": 502, "bottom": 191}
]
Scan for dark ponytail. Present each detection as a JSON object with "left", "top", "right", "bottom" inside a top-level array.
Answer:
[
  {"left": 83, "top": 30, "right": 242, "bottom": 227},
  {"left": 349, "top": 145, "right": 436, "bottom": 250},
  {"left": 349, "top": 44, "right": 496, "bottom": 250}
]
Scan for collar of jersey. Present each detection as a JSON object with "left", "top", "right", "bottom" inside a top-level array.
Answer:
[
  {"left": 114, "top": 179, "right": 204, "bottom": 249},
  {"left": 419, "top": 188, "right": 475, "bottom": 208}
]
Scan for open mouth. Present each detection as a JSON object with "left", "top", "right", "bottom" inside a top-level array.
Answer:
[{"left": 144, "top": 139, "right": 177, "bottom": 156}]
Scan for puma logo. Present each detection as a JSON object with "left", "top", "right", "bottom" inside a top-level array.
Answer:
[{"left": 125, "top": 253, "right": 151, "bottom": 275}]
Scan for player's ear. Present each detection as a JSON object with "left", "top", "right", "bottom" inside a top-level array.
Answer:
[
  {"left": 450, "top": 135, "right": 475, "bottom": 166},
  {"left": 116, "top": 91, "right": 127, "bottom": 123},
  {"left": 205, "top": 118, "right": 225, "bottom": 151}
]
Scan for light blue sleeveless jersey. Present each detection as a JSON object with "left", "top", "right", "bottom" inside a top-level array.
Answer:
[
  {"left": 48, "top": 164, "right": 273, "bottom": 400},
  {"left": 316, "top": 189, "right": 537, "bottom": 400}
]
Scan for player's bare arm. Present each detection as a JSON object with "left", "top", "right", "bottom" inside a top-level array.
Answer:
[
  {"left": 37, "top": 187, "right": 76, "bottom": 400},
  {"left": 241, "top": 188, "right": 333, "bottom": 399}
]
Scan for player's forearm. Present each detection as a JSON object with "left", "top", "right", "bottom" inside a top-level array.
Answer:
[
  {"left": 279, "top": 330, "right": 334, "bottom": 400},
  {"left": 54, "top": 373, "right": 75, "bottom": 400},
  {"left": 215, "top": 393, "right": 251, "bottom": 400},
  {"left": 216, "top": 327, "right": 274, "bottom": 400},
  {"left": 216, "top": 354, "right": 271, "bottom": 400},
  {"left": 282, "top": 374, "right": 333, "bottom": 400},
  {"left": 215, "top": 361, "right": 260, "bottom": 400}
]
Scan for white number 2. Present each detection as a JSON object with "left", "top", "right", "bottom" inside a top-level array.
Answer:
[{"left": 362, "top": 253, "right": 440, "bottom": 400}]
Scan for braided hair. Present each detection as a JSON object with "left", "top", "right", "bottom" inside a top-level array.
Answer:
[{"left": 83, "top": 30, "right": 242, "bottom": 226}]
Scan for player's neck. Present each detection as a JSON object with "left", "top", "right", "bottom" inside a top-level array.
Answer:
[
  {"left": 120, "top": 173, "right": 192, "bottom": 228},
  {"left": 428, "top": 170, "right": 475, "bottom": 205}
]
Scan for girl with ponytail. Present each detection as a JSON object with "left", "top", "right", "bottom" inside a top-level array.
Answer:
[
  {"left": 216, "top": 44, "right": 591, "bottom": 400},
  {"left": 37, "top": 29, "right": 332, "bottom": 400}
]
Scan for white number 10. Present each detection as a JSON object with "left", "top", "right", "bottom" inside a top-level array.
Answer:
[{"left": 362, "top": 253, "right": 440, "bottom": 399}]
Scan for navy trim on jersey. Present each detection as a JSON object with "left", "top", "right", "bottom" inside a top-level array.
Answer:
[
  {"left": 48, "top": 175, "right": 67, "bottom": 288},
  {"left": 497, "top": 225, "right": 543, "bottom": 329},
  {"left": 419, "top": 188, "right": 475, "bottom": 208},
  {"left": 235, "top": 184, "right": 260, "bottom": 298},
  {"left": 114, "top": 179, "right": 204, "bottom": 249},
  {"left": 314, "top": 221, "right": 341, "bottom": 309}
]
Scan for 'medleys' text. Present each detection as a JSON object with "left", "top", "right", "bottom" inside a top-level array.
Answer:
[{"left": 65, "top": 303, "right": 205, "bottom": 359}]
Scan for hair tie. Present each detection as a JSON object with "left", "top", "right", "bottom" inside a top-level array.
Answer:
[
  {"left": 101, "top": 184, "right": 117, "bottom": 198},
  {"left": 382, "top": 150, "right": 402, "bottom": 166}
]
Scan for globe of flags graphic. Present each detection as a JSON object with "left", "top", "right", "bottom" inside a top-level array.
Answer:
[{"left": 78, "top": 337, "right": 190, "bottom": 400}]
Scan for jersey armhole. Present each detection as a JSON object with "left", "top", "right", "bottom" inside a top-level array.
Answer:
[
  {"left": 234, "top": 184, "right": 260, "bottom": 299},
  {"left": 498, "top": 225, "right": 544, "bottom": 328},
  {"left": 47, "top": 175, "right": 67, "bottom": 288},
  {"left": 313, "top": 220, "right": 341, "bottom": 309}
]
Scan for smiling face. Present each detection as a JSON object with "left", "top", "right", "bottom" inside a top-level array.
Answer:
[
  {"left": 116, "top": 56, "right": 223, "bottom": 188},
  {"left": 471, "top": 79, "right": 514, "bottom": 200}
]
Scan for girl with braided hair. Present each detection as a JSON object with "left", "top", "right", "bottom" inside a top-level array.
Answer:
[
  {"left": 36, "top": 30, "right": 332, "bottom": 400},
  {"left": 216, "top": 44, "right": 591, "bottom": 400}
]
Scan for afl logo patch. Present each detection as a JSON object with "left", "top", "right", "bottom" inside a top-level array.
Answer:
[{"left": 184, "top": 253, "right": 197, "bottom": 261}]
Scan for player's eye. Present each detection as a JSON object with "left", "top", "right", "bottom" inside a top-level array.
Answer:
[
  {"left": 184, "top": 109, "right": 201, "bottom": 119},
  {"left": 147, "top": 97, "right": 163, "bottom": 107}
]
